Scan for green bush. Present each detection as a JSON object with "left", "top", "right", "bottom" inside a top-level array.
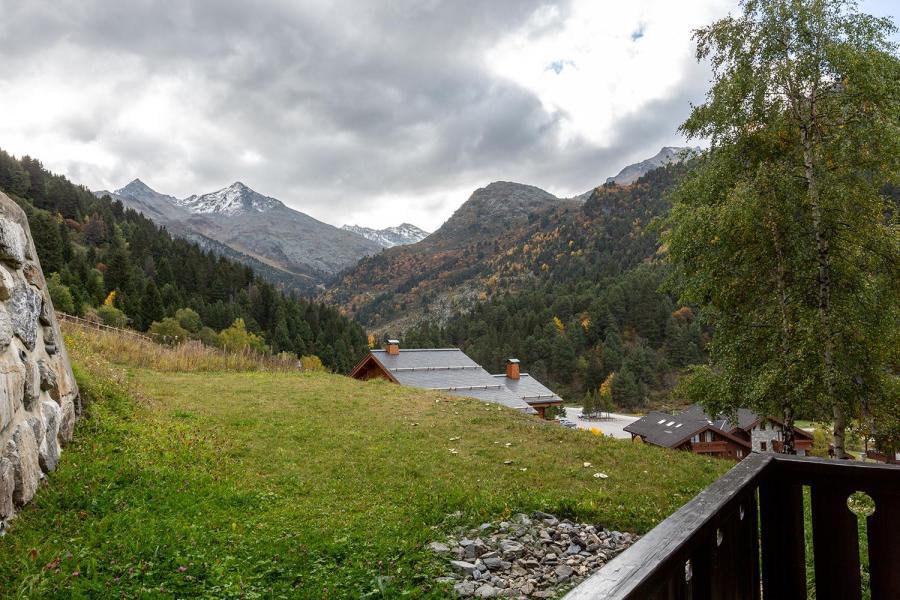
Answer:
[
  {"left": 148, "top": 317, "right": 191, "bottom": 345},
  {"left": 47, "top": 272, "right": 75, "bottom": 314},
  {"left": 175, "top": 308, "right": 202, "bottom": 333},
  {"left": 96, "top": 304, "right": 127, "bottom": 328}
]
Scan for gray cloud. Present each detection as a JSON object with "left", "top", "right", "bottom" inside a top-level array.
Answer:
[{"left": 0, "top": 0, "right": 725, "bottom": 229}]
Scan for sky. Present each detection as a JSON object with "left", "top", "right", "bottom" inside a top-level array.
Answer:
[{"left": 0, "top": 0, "right": 897, "bottom": 231}]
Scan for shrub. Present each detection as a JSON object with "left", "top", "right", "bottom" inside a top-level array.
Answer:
[
  {"left": 300, "top": 355, "right": 325, "bottom": 372},
  {"left": 197, "top": 326, "right": 221, "bottom": 348},
  {"left": 175, "top": 308, "right": 202, "bottom": 334},
  {"left": 97, "top": 304, "right": 127, "bottom": 328},
  {"left": 47, "top": 273, "right": 75, "bottom": 314},
  {"left": 148, "top": 318, "right": 191, "bottom": 345},
  {"left": 219, "top": 318, "right": 269, "bottom": 354}
]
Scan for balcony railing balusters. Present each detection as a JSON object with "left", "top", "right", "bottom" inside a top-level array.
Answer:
[{"left": 564, "top": 455, "right": 899, "bottom": 600}]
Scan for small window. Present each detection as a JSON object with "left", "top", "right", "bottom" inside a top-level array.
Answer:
[
  {"left": 760, "top": 441, "right": 767, "bottom": 451},
  {"left": 691, "top": 435, "right": 699, "bottom": 443},
  {"left": 737, "top": 449, "right": 743, "bottom": 458},
  {"left": 658, "top": 419, "right": 667, "bottom": 424},
  {"left": 666, "top": 421, "right": 675, "bottom": 427},
  {"left": 706, "top": 431, "right": 714, "bottom": 442},
  {"left": 675, "top": 423, "right": 683, "bottom": 428}
]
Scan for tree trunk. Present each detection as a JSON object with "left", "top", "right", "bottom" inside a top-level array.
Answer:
[
  {"left": 783, "top": 404, "right": 797, "bottom": 455},
  {"left": 766, "top": 199, "right": 797, "bottom": 454},
  {"left": 800, "top": 127, "right": 844, "bottom": 459}
]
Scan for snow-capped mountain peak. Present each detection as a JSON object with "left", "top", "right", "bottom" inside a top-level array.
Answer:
[
  {"left": 177, "top": 182, "right": 283, "bottom": 216},
  {"left": 342, "top": 223, "right": 430, "bottom": 247}
]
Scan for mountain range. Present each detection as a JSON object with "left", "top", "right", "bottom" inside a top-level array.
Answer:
[
  {"left": 95, "top": 180, "right": 387, "bottom": 291},
  {"left": 325, "top": 146, "right": 698, "bottom": 332},
  {"left": 96, "top": 145, "right": 695, "bottom": 296},
  {"left": 341, "top": 223, "right": 430, "bottom": 248}
]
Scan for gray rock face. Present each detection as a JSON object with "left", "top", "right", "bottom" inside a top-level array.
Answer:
[
  {"left": 0, "top": 268, "right": 12, "bottom": 301},
  {"left": 0, "top": 217, "right": 27, "bottom": 267},
  {"left": 453, "top": 581, "right": 478, "bottom": 597},
  {"left": 38, "top": 359, "right": 58, "bottom": 397},
  {"left": 39, "top": 401, "right": 61, "bottom": 473},
  {"left": 8, "top": 424, "right": 41, "bottom": 506},
  {"left": 0, "top": 364, "right": 23, "bottom": 433},
  {"left": 0, "top": 306, "right": 11, "bottom": 350},
  {"left": 0, "top": 190, "right": 80, "bottom": 530},
  {"left": 58, "top": 398, "right": 76, "bottom": 445},
  {"left": 26, "top": 415, "right": 44, "bottom": 448},
  {"left": 22, "top": 357, "right": 38, "bottom": 410},
  {"left": 0, "top": 457, "right": 13, "bottom": 519},
  {"left": 9, "top": 285, "right": 41, "bottom": 350}
]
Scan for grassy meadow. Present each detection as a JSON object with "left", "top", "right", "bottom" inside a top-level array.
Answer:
[{"left": 0, "top": 326, "right": 730, "bottom": 598}]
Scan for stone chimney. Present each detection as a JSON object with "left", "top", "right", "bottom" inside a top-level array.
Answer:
[
  {"left": 385, "top": 339, "right": 400, "bottom": 355},
  {"left": 506, "top": 358, "right": 520, "bottom": 380}
]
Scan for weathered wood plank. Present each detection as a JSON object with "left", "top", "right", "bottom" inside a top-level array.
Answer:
[
  {"left": 810, "top": 485, "right": 861, "bottom": 600},
  {"left": 759, "top": 478, "right": 806, "bottom": 600},
  {"left": 867, "top": 490, "right": 900, "bottom": 600}
]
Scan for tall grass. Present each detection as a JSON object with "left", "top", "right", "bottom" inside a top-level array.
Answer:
[{"left": 61, "top": 321, "right": 299, "bottom": 373}]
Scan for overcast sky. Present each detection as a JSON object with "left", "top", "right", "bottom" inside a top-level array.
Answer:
[{"left": 1, "top": 1, "right": 896, "bottom": 231}]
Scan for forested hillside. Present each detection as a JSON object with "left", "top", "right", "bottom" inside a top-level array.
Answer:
[
  {"left": 0, "top": 149, "right": 368, "bottom": 372},
  {"left": 404, "top": 166, "right": 706, "bottom": 408}
]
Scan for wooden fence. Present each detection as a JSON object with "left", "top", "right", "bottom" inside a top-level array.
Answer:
[{"left": 56, "top": 312, "right": 152, "bottom": 342}]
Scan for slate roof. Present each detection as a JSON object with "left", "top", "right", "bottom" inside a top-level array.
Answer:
[
  {"left": 624, "top": 411, "right": 710, "bottom": 448},
  {"left": 678, "top": 405, "right": 811, "bottom": 439},
  {"left": 492, "top": 373, "right": 563, "bottom": 406},
  {"left": 366, "top": 349, "right": 537, "bottom": 413},
  {"left": 680, "top": 404, "right": 758, "bottom": 432}
]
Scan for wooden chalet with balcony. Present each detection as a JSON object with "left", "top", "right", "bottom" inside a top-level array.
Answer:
[{"left": 625, "top": 405, "right": 814, "bottom": 461}]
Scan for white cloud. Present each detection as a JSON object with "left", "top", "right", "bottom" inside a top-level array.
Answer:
[
  {"left": 485, "top": 0, "right": 733, "bottom": 147},
  {"left": 0, "top": 0, "right": 782, "bottom": 232}
]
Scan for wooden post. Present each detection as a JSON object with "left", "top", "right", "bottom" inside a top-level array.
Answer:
[
  {"left": 810, "top": 485, "right": 861, "bottom": 600},
  {"left": 867, "top": 490, "right": 900, "bottom": 599},
  {"left": 759, "top": 479, "right": 807, "bottom": 599}
]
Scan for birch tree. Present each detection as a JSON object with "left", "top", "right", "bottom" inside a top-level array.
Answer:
[{"left": 666, "top": 0, "right": 899, "bottom": 456}]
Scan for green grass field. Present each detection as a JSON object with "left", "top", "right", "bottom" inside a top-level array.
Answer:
[{"left": 0, "top": 330, "right": 729, "bottom": 598}]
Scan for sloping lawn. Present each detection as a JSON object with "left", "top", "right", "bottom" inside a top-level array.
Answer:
[{"left": 0, "top": 348, "right": 728, "bottom": 598}]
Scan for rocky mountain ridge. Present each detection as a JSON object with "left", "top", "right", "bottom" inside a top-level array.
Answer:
[
  {"left": 341, "top": 223, "right": 430, "bottom": 248},
  {"left": 96, "top": 180, "right": 381, "bottom": 291},
  {"left": 606, "top": 146, "right": 700, "bottom": 186}
]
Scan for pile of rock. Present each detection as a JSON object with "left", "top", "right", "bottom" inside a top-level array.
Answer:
[
  {"left": 428, "top": 511, "right": 636, "bottom": 598},
  {"left": 0, "top": 191, "right": 80, "bottom": 533}
]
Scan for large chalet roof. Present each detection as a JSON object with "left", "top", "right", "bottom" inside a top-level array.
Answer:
[
  {"left": 624, "top": 411, "right": 709, "bottom": 448},
  {"left": 362, "top": 348, "right": 537, "bottom": 413},
  {"left": 680, "top": 404, "right": 813, "bottom": 439},
  {"left": 493, "top": 373, "right": 563, "bottom": 405},
  {"left": 680, "top": 404, "right": 758, "bottom": 432}
]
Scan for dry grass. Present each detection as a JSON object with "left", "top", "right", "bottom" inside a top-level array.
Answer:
[{"left": 61, "top": 321, "right": 299, "bottom": 373}]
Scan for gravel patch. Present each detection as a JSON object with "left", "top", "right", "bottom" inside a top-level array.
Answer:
[{"left": 429, "top": 511, "right": 636, "bottom": 598}]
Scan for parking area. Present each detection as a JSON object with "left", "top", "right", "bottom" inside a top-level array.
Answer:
[{"left": 561, "top": 407, "right": 640, "bottom": 440}]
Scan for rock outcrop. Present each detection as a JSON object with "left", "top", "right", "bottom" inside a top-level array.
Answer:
[{"left": 0, "top": 190, "right": 80, "bottom": 532}]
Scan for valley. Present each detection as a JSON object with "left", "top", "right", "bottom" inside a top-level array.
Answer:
[{"left": 0, "top": 323, "right": 724, "bottom": 597}]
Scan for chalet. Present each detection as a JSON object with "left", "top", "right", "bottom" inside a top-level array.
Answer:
[
  {"left": 350, "top": 341, "right": 563, "bottom": 418},
  {"left": 678, "top": 404, "right": 815, "bottom": 455},
  {"left": 625, "top": 410, "right": 751, "bottom": 460},
  {"left": 625, "top": 405, "right": 815, "bottom": 460}
]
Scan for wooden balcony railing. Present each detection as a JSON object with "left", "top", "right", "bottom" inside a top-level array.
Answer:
[{"left": 564, "top": 454, "right": 900, "bottom": 600}]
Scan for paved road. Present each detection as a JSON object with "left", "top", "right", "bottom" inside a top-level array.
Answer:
[{"left": 562, "top": 407, "right": 640, "bottom": 440}]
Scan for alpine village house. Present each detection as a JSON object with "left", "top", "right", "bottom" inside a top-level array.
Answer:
[
  {"left": 624, "top": 404, "right": 814, "bottom": 461},
  {"left": 350, "top": 340, "right": 563, "bottom": 418}
]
